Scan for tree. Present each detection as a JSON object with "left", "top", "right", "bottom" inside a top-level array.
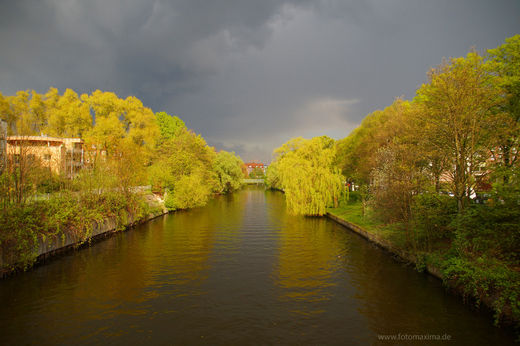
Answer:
[
  {"left": 248, "top": 167, "right": 264, "bottom": 179},
  {"left": 165, "top": 170, "right": 212, "bottom": 210},
  {"left": 8, "top": 91, "right": 33, "bottom": 135},
  {"left": 150, "top": 127, "right": 217, "bottom": 210},
  {"left": 122, "top": 96, "right": 159, "bottom": 155},
  {"left": 213, "top": 151, "right": 243, "bottom": 193},
  {"left": 0, "top": 92, "right": 13, "bottom": 136},
  {"left": 486, "top": 35, "right": 520, "bottom": 182},
  {"left": 28, "top": 91, "right": 47, "bottom": 134},
  {"left": 369, "top": 101, "right": 428, "bottom": 222},
  {"left": 271, "top": 136, "right": 344, "bottom": 216},
  {"left": 45, "top": 88, "right": 92, "bottom": 138},
  {"left": 415, "top": 52, "right": 499, "bottom": 212},
  {"left": 1, "top": 138, "right": 46, "bottom": 207},
  {"left": 156, "top": 111, "right": 186, "bottom": 143},
  {"left": 265, "top": 161, "right": 281, "bottom": 190},
  {"left": 82, "top": 90, "right": 159, "bottom": 167},
  {"left": 336, "top": 98, "right": 413, "bottom": 186},
  {"left": 86, "top": 112, "right": 125, "bottom": 156}
]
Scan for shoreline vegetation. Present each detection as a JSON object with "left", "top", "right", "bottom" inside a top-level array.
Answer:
[
  {"left": 0, "top": 189, "right": 167, "bottom": 277},
  {"left": 1, "top": 34, "right": 518, "bottom": 333},
  {"left": 0, "top": 91, "right": 244, "bottom": 275},
  {"left": 266, "top": 35, "right": 520, "bottom": 330},
  {"left": 326, "top": 202, "right": 518, "bottom": 327}
]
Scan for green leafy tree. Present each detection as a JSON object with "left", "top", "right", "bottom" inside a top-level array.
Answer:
[
  {"left": 156, "top": 111, "right": 186, "bottom": 143},
  {"left": 486, "top": 35, "right": 520, "bottom": 183},
  {"left": 336, "top": 98, "right": 413, "bottom": 186},
  {"left": 8, "top": 91, "right": 32, "bottom": 135},
  {"left": 0, "top": 92, "right": 14, "bottom": 135},
  {"left": 415, "top": 52, "right": 499, "bottom": 212},
  {"left": 272, "top": 136, "right": 344, "bottom": 216},
  {"left": 265, "top": 161, "right": 281, "bottom": 190},
  {"left": 150, "top": 127, "right": 217, "bottom": 210},
  {"left": 28, "top": 91, "right": 47, "bottom": 134},
  {"left": 165, "top": 170, "right": 212, "bottom": 210},
  {"left": 44, "top": 88, "right": 92, "bottom": 138},
  {"left": 248, "top": 167, "right": 265, "bottom": 179},
  {"left": 213, "top": 151, "right": 243, "bottom": 193}
]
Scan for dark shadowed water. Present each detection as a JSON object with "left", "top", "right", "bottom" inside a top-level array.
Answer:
[{"left": 0, "top": 186, "right": 516, "bottom": 345}]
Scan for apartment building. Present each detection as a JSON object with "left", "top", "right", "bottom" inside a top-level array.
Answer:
[{"left": 5, "top": 135, "right": 84, "bottom": 177}]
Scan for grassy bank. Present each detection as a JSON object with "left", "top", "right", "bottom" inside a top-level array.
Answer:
[
  {"left": 0, "top": 190, "right": 164, "bottom": 274},
  {"left": 327, "top": 202, "right": 520, "bottom": 329}
]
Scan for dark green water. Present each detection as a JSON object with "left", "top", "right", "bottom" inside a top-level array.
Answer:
[{"left": 0, "top": 187, "right": 515, "bottom": 345}]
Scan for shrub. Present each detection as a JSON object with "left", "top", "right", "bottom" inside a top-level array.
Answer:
[
  {"left": 0, "top": 190, "right": 151, "bottom": 272},
  {"left": 452, "top": 202, "right": 520, "bottom": 263},
  {"left": 442, "top": 255, "right": 520, "bottom": 324},
  {"left": 412, "top": 193, "right": 457, "bottom": 242},
  {"left": 346, "top": 190, "right": 361, "bottom": 203}
]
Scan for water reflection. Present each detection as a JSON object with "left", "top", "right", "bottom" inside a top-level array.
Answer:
[
  {"left": 0, "top": 187, "right": 515, "bottom": 345},
  {"left": 275, "top": 216, "right": 340, "bottom": 311}
]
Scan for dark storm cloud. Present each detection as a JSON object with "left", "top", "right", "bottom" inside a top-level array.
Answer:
[{"left": 1, "top": 0, "right": 519, "bottom": 162}]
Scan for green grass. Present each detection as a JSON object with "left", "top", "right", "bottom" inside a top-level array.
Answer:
[{"left": 327, "top": 202, "right": 408, "bottom": 249}]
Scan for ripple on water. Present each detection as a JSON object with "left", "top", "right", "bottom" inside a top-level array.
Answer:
[{"left": 0, "top": 187, "right": 516, "bottom": 345}]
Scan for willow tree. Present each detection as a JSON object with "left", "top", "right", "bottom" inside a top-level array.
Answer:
[{"left": 272, "top": 136, "right": 344, "bottom": 216}]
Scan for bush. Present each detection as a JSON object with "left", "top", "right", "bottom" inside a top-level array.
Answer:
[
  {"left": 412, "top": 193, "right": 457, "bottom": 242},
  {"left": 0, "top": 205, "right": 43, "bottom": 270},
  {"left": 164, "top": 172, "right": 212, "bottom": 211},
  {"left": 0, "top": 190, "right": 151, "bottom": 272},
  {"left": 37, "top": 175, "right": 65, "bottom": 194},
  {"left": 346, "top": 190, "right": 362, "bottom": 203},
  {"left": 452, "top": 201, "right": 520, "bottom": 263},
  {"left": 442, "top": 255, "right": 520, "bottom": 324}
]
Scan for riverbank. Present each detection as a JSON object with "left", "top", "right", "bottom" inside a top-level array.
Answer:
[
  {"left": 2, "top": 187, "right": 515, "bottom": 345},
  {"left": 326, "top": 203, "right": 520, "bottom": 329},
  {"left": 0, "top": 191, "right": 167, "bottom": 278}
]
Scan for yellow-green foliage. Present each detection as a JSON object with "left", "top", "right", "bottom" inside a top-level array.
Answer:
[
  {"left": 213, "top": 151, "right": 243, "bottom": 193},
  {"left": 166, "top": 171, "right": 212, "bottom": 210},
  {"left": 150, "top": 124, "right": 217, "bottom": 210},
  {"left": 265, "top": 162, "right": 281, "bottom": 190},
  {"left": 270, "top": 136, "right": 344, "bottom": 216}
]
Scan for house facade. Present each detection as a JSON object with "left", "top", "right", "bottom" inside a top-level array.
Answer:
[
  {"left": 245, "top": 162, "right": 267, "bottom": 175},
  {"left": 5, "top": 136, "right": 84, "bottom": 177}
]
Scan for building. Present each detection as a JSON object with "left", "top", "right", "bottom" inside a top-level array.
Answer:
[
  {"left": 5, "top": 135, "right": 84, "bottom": 177},
  {"left": 245, "top": 162, "right": 267, "bottom": 175}
]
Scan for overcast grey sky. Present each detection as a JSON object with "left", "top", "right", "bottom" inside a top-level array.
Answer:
[{"left": 1, "top": 0, "right": 518, "bottom": 162}]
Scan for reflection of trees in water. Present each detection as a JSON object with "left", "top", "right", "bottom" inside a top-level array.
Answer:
[
  {"left": 0, "top": 187, "right": 514, "bottom": 345},
  {"left": 320, "top": 223, "right": 513, "bottom": 343},
  {"left": 152, "top": 190, "right": 246, "bottom": 290},
  {"left": 269, "top": 191, "right": 343, "bottom": 316}
]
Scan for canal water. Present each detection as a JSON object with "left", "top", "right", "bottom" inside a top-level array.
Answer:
[{"left": 0, "top": 187, "right": 515, "bottom": 345}]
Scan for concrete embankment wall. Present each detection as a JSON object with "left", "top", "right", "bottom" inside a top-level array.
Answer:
[
  {"left": 326, "top": 212, "right": 517, "bottom": 324},
  {"left": 36, "top": 208, "right": 168, "bottom": 262},
  {"left": 1, "top": 195, "right": 168, "bottom": 277},
  {"left": 326, "top": 212, "right": 441, "bottom": 281}
]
